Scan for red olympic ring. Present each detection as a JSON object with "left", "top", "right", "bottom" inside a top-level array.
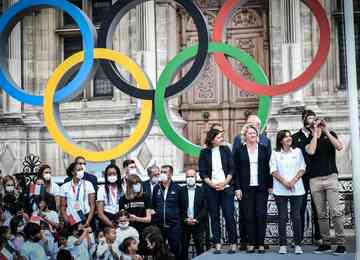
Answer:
[{"left": 212, "top": 0, "right": 331, "bottom": 96}]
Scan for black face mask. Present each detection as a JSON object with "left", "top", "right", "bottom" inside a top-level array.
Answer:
[{"left": 77, "top": 229, "right": 84, "bottom": 237}]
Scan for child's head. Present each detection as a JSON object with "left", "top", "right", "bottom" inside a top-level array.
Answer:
[
  {"left": 70, "top": 223, "right": 84, "bottom": 237},
  {"left": 10, "top": 215, "right": 26, "bottom": 235},
  {"left": 121, "top": 237, "right": 138, "bottom": 255},
  {"left": 24, "top": 222, "right": 43, "bottom": 242},
  {"left": 56, "top": 249, "right": 73, "bottom": 260},
  {"left": 0, "top": 226, "right": 11, "bottom": 240},
  {"left": 116, "top": 209, "right": 129, "bottom": 229},
  {"left": 97, "top": 230, "right": 105, "bottom": 242},
  {"left": 103, "top": 227, "right": 116, "bottom": 243}
]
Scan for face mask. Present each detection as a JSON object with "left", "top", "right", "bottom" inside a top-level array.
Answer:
[
  {"left": 108, "top": 175, "right": 118, "bottom": 183},
  {"left": 128, "top": 168, "right": 137, "bottom": 176},
  {"left": 118, "top": 222, "right": 129, "bottom": 229},
  {"left": 133, "top": 183, "right": 142, "bottom": 193},
  {"left": 159, "top": 173, "right": 168, "bottom": 182},
  {"left": 5, "top": 185, "right": 15, "bottom": 193},
  {"left": 43, "top": 173, "right": 51, "bottom": 181},
  {"left": 76, "top": 170, "right": 84, "bottom": 180},
  {"left": 98, "top": 237, "right": 106, "bottom": 243},
  {"left": 186, "top": 177, "right": 196, "bottom": 187},
  {"left": 151, "top": 176, "right": 159, "bottom": 185}
]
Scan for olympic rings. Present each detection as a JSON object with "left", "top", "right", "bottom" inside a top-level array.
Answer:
[
  {"left": 43, "top": 48, "right": 153, "bottom": 162},
  {"left": 212, "top": 0, "right": 331, "bottom": 96},
  {"left": 156, "top": 42, "right": 270, "bottom": 157},
  {"left": 98, "top": 0, "right": 209, "bottom": 100},
  {"left": 0, "top": 0, "right": 96, "bottom": 106},
  {"left": 0, "top": 0, "right": 331, "bottom": 161}
]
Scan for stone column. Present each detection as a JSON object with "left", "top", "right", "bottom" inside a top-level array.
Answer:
[
  {"left": 280, "top": 0, "right": 305, "bottom": 109},
  {"left": 3, "top": 0, "right": 22, "bottom": 115},
  {"left": 128, "top": 2, "right": 185, "bottom": 176}
]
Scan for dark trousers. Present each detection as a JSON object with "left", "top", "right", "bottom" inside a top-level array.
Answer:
[
  {"left": 207, "top": 187, "right": 237, "bottom": 244},
  {"left": 242, "top": 187, "right": 268, "bottom": 246},
  {"left": 238, "top": 199, "right": 248, "bottom": 244},
  {"left": 180, "top": 225, "right": 205, "bottom": 260},
  {"left": 301, "top": 176, "right": 321, "bottom": 241},
  {"left": 160, "top": 224, "right": 182, "bottom": 260},
  {"left": 275, "top": 195, "right": 302, "bottom": 246}
]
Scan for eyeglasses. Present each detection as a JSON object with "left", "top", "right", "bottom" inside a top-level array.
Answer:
[{"left": 160, "top": 171, "right": 168, "bottom": 174}]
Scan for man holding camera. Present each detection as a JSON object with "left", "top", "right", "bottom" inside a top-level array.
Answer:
[{"left": 299, "top": 110, "right": 346, "bottom": 255}]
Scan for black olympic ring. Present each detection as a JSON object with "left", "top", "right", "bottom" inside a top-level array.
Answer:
[{"left": 98, "top": 0, "right": 209, "bottom": 100}]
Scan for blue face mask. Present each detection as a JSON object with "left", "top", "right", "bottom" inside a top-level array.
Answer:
[{"left": 133, "top": 183, "right": 142, "bottom": 193}]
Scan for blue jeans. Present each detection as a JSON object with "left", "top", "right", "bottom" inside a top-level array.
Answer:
[{"left": 206, "top": 186, "right": 237, "bottom": 244}]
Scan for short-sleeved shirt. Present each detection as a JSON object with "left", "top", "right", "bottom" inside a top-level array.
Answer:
[
  {"left": 119, "top": 194, "right": 152, "bottom": 233},
  {"left": 42, "top": 210, "right": 59, "bottom": 225},
  {"left": 60, "top": 180, "right": 95, "bottom": 215},
  {"left": 49, "top": 182, "right": 61, "bottom": 197},
  {"left": 20, "top": 241, "right": 47, "bottom": 260},
  {"left": 270, "top": 148, "right": 306, "bottom": 196},
  {"left": 97, "top": 185, "right": 123, "bottom": 215},
  {"left": 307, "top": 131, "right": 339, "bottom": 178}
]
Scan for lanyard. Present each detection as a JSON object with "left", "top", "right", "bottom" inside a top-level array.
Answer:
[{"left": 72, "top": 182, "right": 81, "bottom": 201}]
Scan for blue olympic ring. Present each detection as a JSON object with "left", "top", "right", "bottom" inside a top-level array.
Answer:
[{"left": 0, "top": 0, "right": 96, "bottom": 106}]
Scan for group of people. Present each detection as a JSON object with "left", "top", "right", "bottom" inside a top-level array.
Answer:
[
  {"left": 198, "top": 110, "right": 346, "bottom": 256},
  {"left": 0, "top": 109, "right": 347, "bottom": 259}
]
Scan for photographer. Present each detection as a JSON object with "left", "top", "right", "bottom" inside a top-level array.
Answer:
[
  {"left": 303, "top": 112, "right": 346, "bottom": 255},
  {"left": 292, "top": 110, "right": 321, "bottom": 244}
]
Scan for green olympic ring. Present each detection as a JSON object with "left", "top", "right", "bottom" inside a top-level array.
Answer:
[{"left": 155, "top": 42, "right": 271, "bottom": 157}]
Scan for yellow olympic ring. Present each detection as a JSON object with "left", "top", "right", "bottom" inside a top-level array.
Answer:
[{"left": 43, "top": 48, "right": 153, "bottom": 161}]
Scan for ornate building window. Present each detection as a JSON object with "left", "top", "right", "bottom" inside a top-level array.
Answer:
[
  {"left": 59, "top": 0, "right": 114, "bottom": 99},
  {"left": 333, "top": 0, "right": 360, "bottom": 89}
]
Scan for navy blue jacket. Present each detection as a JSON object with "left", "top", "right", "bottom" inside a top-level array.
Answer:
[
  {"left": 152, "top": 181, "right": 184, "bottom": 227},
  {"left": 233, "top": 143, "right": 272, "bottom": 191},
  {"left": 198, "top": 145, "right": 234, "bottom": 182}
]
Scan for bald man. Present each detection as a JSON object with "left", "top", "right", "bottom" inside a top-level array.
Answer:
[
  {"left": 179, "top": 169, "right": 207, "bottom": 259},
  {"left": 232, "top": 114, "right": 272, "bottom": 250}
]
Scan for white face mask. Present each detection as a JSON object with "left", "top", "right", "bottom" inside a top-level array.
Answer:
[
  {"left": 118, "top": 222, "right": 129, "bottom": 229},
  {"left": 128, "top": 168, "right": 137, "bottom": 176},
  {"left": 186, "top": 177, "right": 196, "bottom": 187},
  {"left": 76, "top": 170, "right": 84, "bottom": 180},
  {"left": 43, "top": 173, "right": 52, "bottom": 181},
  {"left": 151, "top": 176, "right": 159, "bottom": 185},
  {"left": 108, "top": 175, "right": 118, "bottom": 183},
  {"left": 159, "top": 173, "right": 168, "bottom": 182},
  {"left": 133, "top": 183, "right": 142, "bottom": 193},
  {"left": 5, "top": 185, "right": 15, "bottom": 193}
]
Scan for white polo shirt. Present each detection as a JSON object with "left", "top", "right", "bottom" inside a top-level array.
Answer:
[
  {"left": 49, "top": 182, "right": 61, "bottom": 197},
  {"left": 97, "top": 185, "right": 121, "bottom": 215},
  {"left": 60, "top": 180, "right": 95, "bottom": 215},
  {"left": 270, "top": 148, "right": 306, "bottom": 196}
]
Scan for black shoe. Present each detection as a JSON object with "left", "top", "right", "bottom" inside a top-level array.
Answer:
[
  {"left": 333, "top": 246, "right": 346, "bottom": 255},
  {"left": 213, "top": 249, "right": 222, "bottom": 254},
  {"left": 239, "top": 244, "right": 247, "bottom": 251},
  {"left": 227, "top": 249, "right": 236, "bottom": 254},
  {"left": 264, "top": 244, "right": 270, "bottom": 250},
  {"left": 314, "top": 245, "right": 332, "bottom": 254}
]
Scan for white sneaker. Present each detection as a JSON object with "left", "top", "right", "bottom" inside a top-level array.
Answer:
[
  {"left": 295, "top": 246, "right": 303, "bottom": 255},
  {"left": 279, "top": 246, "right": 287, "bottom": 254}
]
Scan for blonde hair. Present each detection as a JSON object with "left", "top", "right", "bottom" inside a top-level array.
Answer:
[{"left": 241, "top": 123, "right": 259, "bottom": 143}]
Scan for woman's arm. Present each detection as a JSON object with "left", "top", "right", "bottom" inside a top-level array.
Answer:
[
  {"left": 129, "top": 209, "right": 151, "bottom": 224},
  {"left": 85, "top": 193, "right": 96, "bottom": 228},
  {"left": 96, "top": 201, "right": 113, "bottom": 227}
]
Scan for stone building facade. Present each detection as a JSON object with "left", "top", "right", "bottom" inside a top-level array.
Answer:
[{"left": 0, "top": 0, "right": 358, "bottom": 178}]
